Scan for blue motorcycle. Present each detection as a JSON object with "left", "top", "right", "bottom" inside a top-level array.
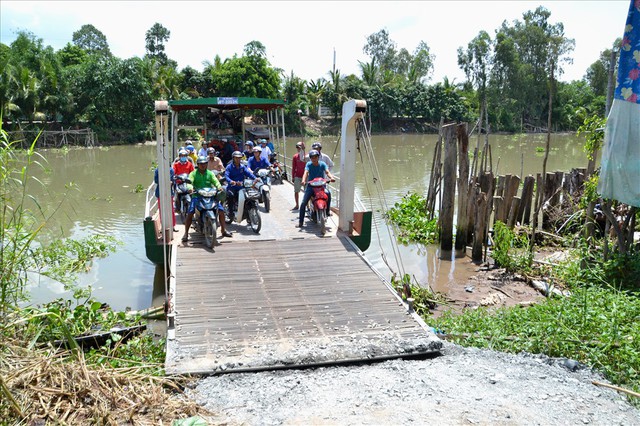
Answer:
[{"left": 194, "top": 187, "right": 220, "bottom": 249}]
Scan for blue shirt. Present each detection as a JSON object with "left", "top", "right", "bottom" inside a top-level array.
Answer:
[
  {"left": 154, "top": 167, "right": 175, "bottom": 198},
  {"left": 305, "top": 160, "right": 329, "bottom": 181},
  {"left": 225, "top": 162, "right": 256, "bottom": 189},
  {"left": 248, "top": 156, "right": 270, "bottom": 172}
]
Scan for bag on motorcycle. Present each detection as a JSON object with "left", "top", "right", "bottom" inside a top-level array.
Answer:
[{"left": 216, "top": 190, "right": 227, "bottom": 202}]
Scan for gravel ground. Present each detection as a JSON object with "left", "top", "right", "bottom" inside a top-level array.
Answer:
[{"left": 187, "top": 342, "right": 640, "bottom": 425}]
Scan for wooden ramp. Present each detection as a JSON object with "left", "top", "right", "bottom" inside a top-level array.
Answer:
[{"left": 165, "top": 183, "right": 441, "bottom": 375}]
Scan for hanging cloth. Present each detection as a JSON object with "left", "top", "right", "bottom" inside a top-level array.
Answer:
[{"left": 598, "top": 0, "right": 640, "bottom": 207}]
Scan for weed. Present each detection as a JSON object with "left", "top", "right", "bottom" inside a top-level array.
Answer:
[
  {"left": 385, "top": 192, "right": 439, "bottom": 245},
  {"left": 492, "top": 221, "right": 532, "bottom": 273},
  {"left": 432, "top": 285, "right": 640, "bottom": 401}
]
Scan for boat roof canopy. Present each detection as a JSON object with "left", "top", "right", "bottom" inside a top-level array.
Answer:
[{"left": 169, "top": 97, "right": 286, "bottom": 112}]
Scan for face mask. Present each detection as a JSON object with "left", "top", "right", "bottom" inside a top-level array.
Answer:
[{"left": 179, "top": 157, "right": 187, "bottom": 163}]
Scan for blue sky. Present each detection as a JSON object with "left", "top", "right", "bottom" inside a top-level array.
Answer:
[{"left": 1, "top": 1, "right": 631, "bottom": 83}]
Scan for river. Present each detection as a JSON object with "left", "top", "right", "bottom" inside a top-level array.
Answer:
[{"left": 26, "top": 133, "right": 590, "bottom": 311}]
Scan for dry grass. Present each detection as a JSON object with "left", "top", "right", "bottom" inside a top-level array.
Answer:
[{"left": 0, "top": 341, "right": 221, "bottom": 425}]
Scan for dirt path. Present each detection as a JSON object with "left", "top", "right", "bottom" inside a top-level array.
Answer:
[{"left": 188, "top": 341, "right": 639, "bottom": 425}]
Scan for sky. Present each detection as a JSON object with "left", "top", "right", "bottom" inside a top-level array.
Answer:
[{"left": 0, "top": 1, "right": 632, "bottom": 84}]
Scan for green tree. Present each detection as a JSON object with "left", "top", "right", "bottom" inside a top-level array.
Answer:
[
  {"left": 208, "top": 42, "right": 280, "bottom": 98},
  {"left": 56, "top": 42, "right": 87, "bottom": 67},
  {"left": 490, "top": 6, "right": 574, "bottom": 131},
  {"left": 363, "top": 29, "right": 397, "bottom": 72},
  {"left": 72, "top": 24, "right": 111, "bottom": 57},
  {"left": 458, "top": 30, "right": 492, "bottom": 139},
  {"left": 243, "top": 40, "right": 266, "bottom": 58},
  {"left": 306, "top": 78, "right": 327, "bottom": 119},
  {"left": 145, "top": 23, "right": 171, "bottom": 65},
  {"left": 585, "top": 40, "right": 619, "bottom": 98},
  {"left": 407, "top": 41, "right": 434, "bottom": 84}
]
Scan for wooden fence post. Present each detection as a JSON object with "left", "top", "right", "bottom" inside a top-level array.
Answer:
[
  {"left": 518, "top": 175, "right": 535, "bottom": 225},
  {"left": 455, "top": 123, "right": 470, "bottom": 257},
  {"left": 472, "top": 192, "right": 487, "bottom": 262},
  {"left": 439, "top": 124, "right": 457, "bottom": 255}
]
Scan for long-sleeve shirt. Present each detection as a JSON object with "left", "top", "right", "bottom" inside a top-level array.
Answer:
[
  {"left": 225, "top": 162, "right": 256, "bottom": 190},
  {"left": 248, "top": 156, "right": 270, "bottom": 172},
  {"left": 188, "top": 169, "right": 222, "bottom": 191}
]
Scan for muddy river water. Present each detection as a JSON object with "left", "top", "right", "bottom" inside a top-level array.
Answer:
[{"left": 26, "top": 133, "right": 590, "bottom": 311}]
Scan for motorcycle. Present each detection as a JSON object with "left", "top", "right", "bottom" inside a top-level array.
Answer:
[
  {"left": 270, "top": 157, "right": 285, "bottom": 184},
  {"left": 225, "top": 179, "right": 262, "bottom": 233},
  {"left": 306, "top": 177, "right": 330, "bottom": 235},
  {"left": 174, "top": 173, "right": 191, "bottom": 222},
  {"left": 255, "top": 168, "right": 272, "bottom": 212},
  {"left": 193, "top": 187, "right": 220, "bottom": 249}
]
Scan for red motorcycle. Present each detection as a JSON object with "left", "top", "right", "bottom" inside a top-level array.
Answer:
[{"left": 306, "top": 177, "right": 331, "bottom": 235}]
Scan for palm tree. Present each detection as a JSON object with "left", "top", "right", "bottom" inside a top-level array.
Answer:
[{"left": 358, "top": 58, "right": 378, "bottom": 86}]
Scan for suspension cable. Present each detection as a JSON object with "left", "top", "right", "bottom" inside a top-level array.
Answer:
[
  {"left": 159, "top": 113, "right": 170, "bottom": 310},
  {"left": 355, "top": 117, "right": 407, "bottom": 279}
]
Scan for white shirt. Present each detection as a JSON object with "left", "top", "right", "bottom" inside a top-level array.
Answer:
[
  {"left": 260, "top": 145, "right": 272, "bottom": 162},
  {"left": 304, "top": 152, "right": 334, "bottom": 171}
]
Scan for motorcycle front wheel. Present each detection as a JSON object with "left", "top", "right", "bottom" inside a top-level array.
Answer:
[
  {"left": 204, "top": 215, "right": 217, "bottom": 249},
  {"left": 264, "top": 191, "right": 271, "bottom": 213},
  {"left": 248, "top": 206, "right": 261, "bottom": 234},
  {"left": 317, "top": 209, "right": 326, "bottom": 235},
  {"left": 180, "top": 199, "right": 188, "bottom": 222}
]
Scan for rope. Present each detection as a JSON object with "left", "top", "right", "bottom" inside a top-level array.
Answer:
[
  {"left": 355, "top": 117, "right": 407, "bottom": 279},
  {"left": 159, "top": 113, "right": 170, "bottom": 311}
]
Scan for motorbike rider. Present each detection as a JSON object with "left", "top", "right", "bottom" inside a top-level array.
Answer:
[
  {"left": 243, "top": 141, "right": 254, "bottom": 160},
  {"left": 247, "top": 146, "right": 271, "bottom": 174},
  {"left": 173, "top": 148, "right": 196, "bottom": 210},
  {"left": 197, "top": 139, "right": 209, "bottom": 158},
  {"left": 311, "top": 142, "right": 334, "bottom": 171},
  {"left": 206, "top": 147, "right": 224, "bottom": 173},
  {"left": 220, "top": 138, "right": 235, "bottom": 166},
  {"left": 297, "top": 149, "right": 335, "bottom": 228},
  {"left": 185, "top": 143, "right": 198, "bottom": 163},
  {"left": 182, "top": 156, "right": 232, "bottom": 242},
  {"left": 224, "top": 151, "right": 257, "bottom": 219},
  {"left": 258, "top": 139, "right": 272, "bottom": 163},
  {"left": 173, "top": 148, "right": 195, "bottom": 174}
]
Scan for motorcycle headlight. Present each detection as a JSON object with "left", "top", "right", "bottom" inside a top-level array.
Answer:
[{"left": 198, "top": 188, "right": 217, "bottom": 197}]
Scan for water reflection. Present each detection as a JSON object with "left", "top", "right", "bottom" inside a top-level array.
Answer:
[{"left": 25, "top": 134, "right": 590, "bottom": 310}]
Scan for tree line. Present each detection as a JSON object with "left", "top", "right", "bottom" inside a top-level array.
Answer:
[{"left": 0, "top": 6, "right": 616, "bottom": 143}]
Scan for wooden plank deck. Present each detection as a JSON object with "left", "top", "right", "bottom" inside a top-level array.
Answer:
[{"left": 165, "top": 182, "right": 442, "bottom": 375}]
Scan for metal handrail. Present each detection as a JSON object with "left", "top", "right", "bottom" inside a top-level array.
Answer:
[{"left": 145, "top": 182, "right": 158, "bottom": 219}]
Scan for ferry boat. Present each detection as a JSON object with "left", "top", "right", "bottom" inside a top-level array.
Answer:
[{"left": 144, "top": 97, "right": 372, "bottom": 265}]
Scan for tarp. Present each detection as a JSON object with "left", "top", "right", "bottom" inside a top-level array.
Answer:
[{"left": 598, "top": 0, "right": 640, "bottom": 207}]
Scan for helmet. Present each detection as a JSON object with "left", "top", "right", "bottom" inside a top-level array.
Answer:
[
  {"left": 295, "top": 141, "right": 304, "bottom": 148},
  {"left": 185, "top": 140, "right": 194, "bottom": 146},
  {"left": 186, "top": 145, "right": 195, "bottom": 152},
  {"left": 207, "top": 147, "right": 216, "bottom": 155},
  {"left": 309, "top": 149, "right": 320, "bottom": 158},
  {"left": 196, "top": 156, "right": 208, "bottom": 164},
  {"left": 311, "top": 142, "right": 322, "bottom": 150},
  {"left": 232, "top": 151, "right": 243, "bottom": 158},
  {"left": 253, "top": 146, "right": 262, "bottom": 153},
  {"left": 245, "top": 141, "right": 254, "bottom": 147},
  {"left": 260, "top": 139, "right": 267, "bottom": 144},
  {"left": 178, "top": 149, "right": 188, "bottom": 156}
]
